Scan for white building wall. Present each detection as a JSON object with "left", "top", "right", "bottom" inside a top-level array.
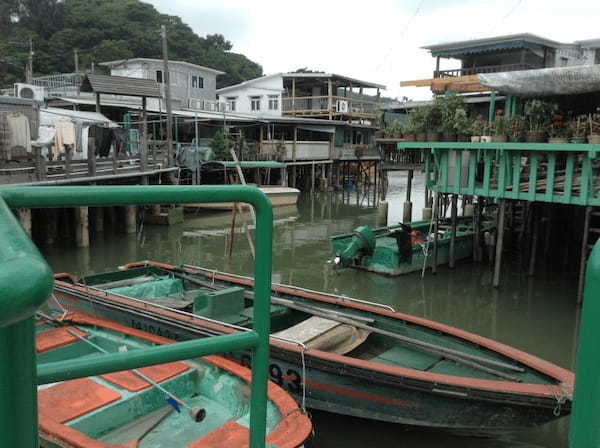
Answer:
[
  {"left": 217, "top": 75, "right": 283, "bottom": 117},
  {"left": 109, "top": 60, "right": 220, "bottom": 108}
]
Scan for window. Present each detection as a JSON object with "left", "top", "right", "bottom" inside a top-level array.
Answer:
[
  {"left": 226, "top": 96, "right": 237, "bottom": 112},
  {"left": 268, "top": 95, "right": 279, "bottom": 110},
  {"left": 560, "top": 57, "right": 569, "bottom": 67},
  {"left": 191, "top": 75, "right": 204, "bottom": 89},
  {"left": 250, "top": 96, "right": 261, "bottom": 111},
  {"left": 156, "top": 70, "right": 163, "bottom": 83}
]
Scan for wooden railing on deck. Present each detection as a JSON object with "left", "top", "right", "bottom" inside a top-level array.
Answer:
[{"left": 397, "top": 142, "right": 600, "bottom": 206}]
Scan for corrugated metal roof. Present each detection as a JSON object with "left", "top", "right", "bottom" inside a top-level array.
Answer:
[
  {"left": 423, "top": 33, "right": 563, "bottom": 55},
  {"left": 80, "top": 74, "right": 162, "bottom": 98},
  {"left": 100, "top": 58, "right": 225, "bottom": 75}
]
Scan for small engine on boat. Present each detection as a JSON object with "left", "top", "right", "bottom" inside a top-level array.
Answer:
[{"left": 332, "top": 225, "right": 376, "bottom": 268}]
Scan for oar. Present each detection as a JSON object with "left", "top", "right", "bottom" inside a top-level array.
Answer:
[
  {"left": 36, "top": 312, "right": 206, "bottom": 422},
  {"left": 165, "top": 269, "right": 525, "bottom": 379}
]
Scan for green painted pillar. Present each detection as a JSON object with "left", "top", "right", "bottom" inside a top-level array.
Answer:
[
  {"left": 488, "top": 91, "right": 497, "bottom": 123},
  {"left": 570, "top": 240, "right": 600, "bottom": 447},
  {"left": 0, "top": 317, "right": 37, "bottom": 447}
]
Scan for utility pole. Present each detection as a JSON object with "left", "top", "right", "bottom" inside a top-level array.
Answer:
[
  {"left": 26, "top": 37, "right": 33, "bottom": 83},
  {"left": 161, "top": 24, "right": 174, "bottom": 168},
  {"left": 74, "top": 49, "right": 79, "bottom": 73}
]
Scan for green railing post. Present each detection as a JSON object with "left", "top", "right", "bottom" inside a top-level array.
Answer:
[
  {"left": 0, "top": 185, "right": 273, "bottom": 448},
  {"left": 570, "top": 240, "right": 600, "bottom": 447},
  {"left": 488, "top": 91, "right": 497, "bottom": 123}
]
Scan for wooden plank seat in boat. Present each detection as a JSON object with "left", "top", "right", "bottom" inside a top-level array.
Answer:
[
  {"left": 371, "top": 345, "right": 442, "bottom": 371},
  {"left": 273, "top": 316, "right": 369, "bottom": 355},
  {"left": 36, "top": 326, "right": 88, "bottom": 353},
  {"left": 101, "top": 362, "right": 190, "bottom": 392},
  {"left": 38, "top": 378, "right": 122, "bottom": 423}
]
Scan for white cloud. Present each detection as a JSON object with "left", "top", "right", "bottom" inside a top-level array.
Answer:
[{"left": 144, "top": 0, "right": 600, "bottom": 100}]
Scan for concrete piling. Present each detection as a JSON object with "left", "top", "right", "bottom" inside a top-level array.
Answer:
[
  {"left": 125, "top": 206, "right": 137, "bottom": 234},
  {"left": 74, "top": 206, "right": 89, "bottom": 248}
]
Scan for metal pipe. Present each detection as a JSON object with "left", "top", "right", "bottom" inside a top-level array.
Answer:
[{"left": 0, "top": 185, "right": 273, "bottom": 448}]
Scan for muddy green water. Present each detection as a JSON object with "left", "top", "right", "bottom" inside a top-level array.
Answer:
[{"left": 41, "top": 172, "right": 577, "bottom": 448}]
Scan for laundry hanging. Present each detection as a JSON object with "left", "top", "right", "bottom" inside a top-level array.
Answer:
[
  {"left": 6, "top": 113, "right": 32, "bottom": 154},
  {"left": 54, "top": 120, "right": 76, "bottom": 158}
]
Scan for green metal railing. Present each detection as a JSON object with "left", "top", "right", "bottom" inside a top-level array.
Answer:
[
  {"left": 397, "top": 142, "right": 600, "bottom": 205},
  {"left": 0, "top": 185, "right": 273, "bottom": 448},
  {"left": 570, "top": 239, "right": 600, "bottom": 447}
]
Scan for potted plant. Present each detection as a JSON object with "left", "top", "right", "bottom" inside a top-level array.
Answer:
[
  {"left": 453, "top": 108, "right": 471, "bottom": 142},
  {"left": 408, "top": 107, "right": 428, "bottom": 141},
  {"left": 547, "top": 123, "right": 571, "bottom": 144},
  {"left": 524, "top": 99, "right": 556, "bottom": 143},
  {"left": 436, "top": 93, "right": 464, "bottom": 142},
  {"left": 491, "top": 115, "right": 510, "bottom": 143},
  {"left": 508, "top": 116, "right": 525, "bottom": 142},
  {"left": 587, "top": 113, "right": 600, "bottom": 144},
  {"left": 568, "top": 116, "right": 587, "bottom": 143},
  {"left": 469, "top": 118, "right": 489, "bottom": 142},
  {"left": 401, "top": 120, "right": 418, "bottom": 141},
  {"left": 424, "top": 104, "right": 442, "bottom": 141}
]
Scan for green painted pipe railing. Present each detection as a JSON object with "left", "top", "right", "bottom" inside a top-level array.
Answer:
[
  {"left": 397, "top": 142, "right": 600, "bottom": 206},
  {"left": 570, "top": 239, "right": 600, "bottom": 447},
  {"left": 0, "top": 185, "right": 273, "bottom": 448}
]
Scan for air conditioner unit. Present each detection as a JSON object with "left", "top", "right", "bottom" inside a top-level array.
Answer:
[
  {"left": 336, "top": 99, "right": 349, "bottom": 113},
  {"left": 14, "top": 83, "right": 45, "bottom": 102}
]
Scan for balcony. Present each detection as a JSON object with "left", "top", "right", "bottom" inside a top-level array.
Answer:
[
  {"left": 434, "top": 63, "right": 536, "bottom": 78},
  {"left": 282, "top": 95, "right": 378, "bottom": 120}
]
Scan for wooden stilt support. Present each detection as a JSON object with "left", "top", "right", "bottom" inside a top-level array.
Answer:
[
  {"left": 125, "top": 206, "right": 137, "bottom": 234},
  {"left": 95, "top": 207, "right": 104, "bottom": 232},
  {"left": 449, "top": 194, "right": 458, "bottom": 269},
  {"left": 227, "top": 205, "right": 238, "bottom": 258},
  {"left": 46, "top": 208, "right": 58, "bottom": 244},
  {"left": 74, "top": 206, "right": 89, "bottom": 248},
  {"left": 493, "top": 199, "right": 506, "bottom": 288},
  {"left": 17, "top": 208, "right": 32, "bottom": 237},
  {"left": 528, "top": 204, "right": 539, "bottom": 277},
  {"left": 403, "top": 169, "right": 413, "bottom": 223},
  {"left": 311, "top": 161, "right": 315, "bottom": 193},
  {"left": 473, "top": 199, "right": 482, "bottom": 262},
  {"left": 577, "top": 206, "right": 593, "bottom": 303},
  {"left": 432, "top": 191, "right": 440, "bottom": 274}
]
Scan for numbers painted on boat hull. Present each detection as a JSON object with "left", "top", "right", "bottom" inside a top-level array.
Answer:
[{"left": 240, "top": 354, "right": 302, "bottom": 394}]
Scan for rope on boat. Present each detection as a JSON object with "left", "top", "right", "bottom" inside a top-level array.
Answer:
[{"left": 420, "top": 215, "right": 435, "bottom": 279}]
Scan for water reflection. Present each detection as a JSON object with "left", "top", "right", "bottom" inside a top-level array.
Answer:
[{"left": 41, "top": 175, "right": 575, "bottom": 448}]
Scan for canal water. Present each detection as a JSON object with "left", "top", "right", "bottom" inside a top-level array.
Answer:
[{"left": 41, "top": 172, "right": 577, "bottom": 448}]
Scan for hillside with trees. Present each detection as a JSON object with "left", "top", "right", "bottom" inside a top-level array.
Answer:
[{"left": 0, "top": 0, "right": 263, "bottom": 88}]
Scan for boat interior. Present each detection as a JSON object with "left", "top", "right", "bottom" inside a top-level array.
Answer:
[
  {"left": 72, "top": 265, "right": 560, "bottom": 387},
  {"left": 35, "top": 317, "right": 280, "bottom": 447}
]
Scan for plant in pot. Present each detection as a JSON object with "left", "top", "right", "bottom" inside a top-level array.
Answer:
[
  {"left": 508, "top": 116, "right": 525, "bottom": 142},
  {"left": 469, "top": 118, "right": 486, "bottom": 142},
  {"left": 491, "top": 115, "right": 510, "bottom": 143},
  {"left": 408, "top": 107, "right": 429, "bottom": 141},
  {"left": 568, "top": 115, "right": 587, "bottom": 143},
  {"left": 424, "top": 104, "right": 442, "bottom": 141},
  {"left": 472, "top": 118, "right": 492, "bottom": 142},
  {"left": 453, "top": 108, "right": 471, "bottom": 142},
  {"left": 436, "top": 93, "right": 464, "bottom": 141},
  {"left": 383, "top": 120, "right": 403, "bottom": 139},
  {"left": 547, "top": 123, "right": 571, "bottom": 144},
  {"left": 524, "top": 99, "right": 556, "bottom": 143},
  {"left": 587, "top": 113, "right": 600, "bottom": 144},
  {"left": 401, "top": 120, "right": 418, "bottom": 141}
]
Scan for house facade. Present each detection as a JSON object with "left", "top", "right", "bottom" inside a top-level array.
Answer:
[
  {"left": 100, "top": 58, "right": 225, "bottom": 110},
  {"left": 216, "top": 74, "right": 284, "bottom": 116},
  {"left": 401, "top": 33, "right": 600, "bottom": 94}
]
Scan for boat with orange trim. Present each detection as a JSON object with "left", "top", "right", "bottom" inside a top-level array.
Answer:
[
  {"left": 52, "top": 260, "right": 573, "bottom": 434},
  {"left": 36, "top": 309, "right": 311, "bottom": 448}
]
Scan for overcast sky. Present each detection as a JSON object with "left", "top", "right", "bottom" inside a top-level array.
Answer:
[{"left": 144, "top": 0, "right": 599, "bottom": 100}]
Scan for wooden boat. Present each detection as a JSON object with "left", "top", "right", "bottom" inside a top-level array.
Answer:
[
  {"left": 52, "top": 261, "right": 573, "bottom": 434},
  {"left": 184, "top": 186, "right": 300, "bottom": 212},
  {"left": 329, "top": 218, "right": 493, "bottom": 275},
  {"left": 36, "top": 308, "right": 311, "bottom": 448}
]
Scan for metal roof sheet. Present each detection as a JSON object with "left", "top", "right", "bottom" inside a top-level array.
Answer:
[
  {"left": 80, "top": 74, "right": 162, "bottom": 98},
  {"left": 100, "top": 58, "right": 225, "bottom": 75}
]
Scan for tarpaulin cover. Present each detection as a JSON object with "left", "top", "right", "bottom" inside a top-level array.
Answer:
[
  {"left": 108, "top": 276, "right": 183, "bottom": 298},
  {"left": 478, "top": 65, "right": 600, "bottom": 96}
]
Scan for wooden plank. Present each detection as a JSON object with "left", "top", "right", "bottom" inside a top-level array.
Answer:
[
  {"left": 511, "top": 152, "right": 521, "bottom": 200},
  {"left": 527, "top": 155, "right": 538, "bottom": 202},
  {"left": 399, "top": 79, "right": 433, "bottom": 87}
]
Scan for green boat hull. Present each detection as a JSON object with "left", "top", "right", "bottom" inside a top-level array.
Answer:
[
  {"left": 52, "top": 263, "right": 573, "bottom": 434},
  {"left": 329, "top": 220, "right": 488, "bottom": 276}
]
